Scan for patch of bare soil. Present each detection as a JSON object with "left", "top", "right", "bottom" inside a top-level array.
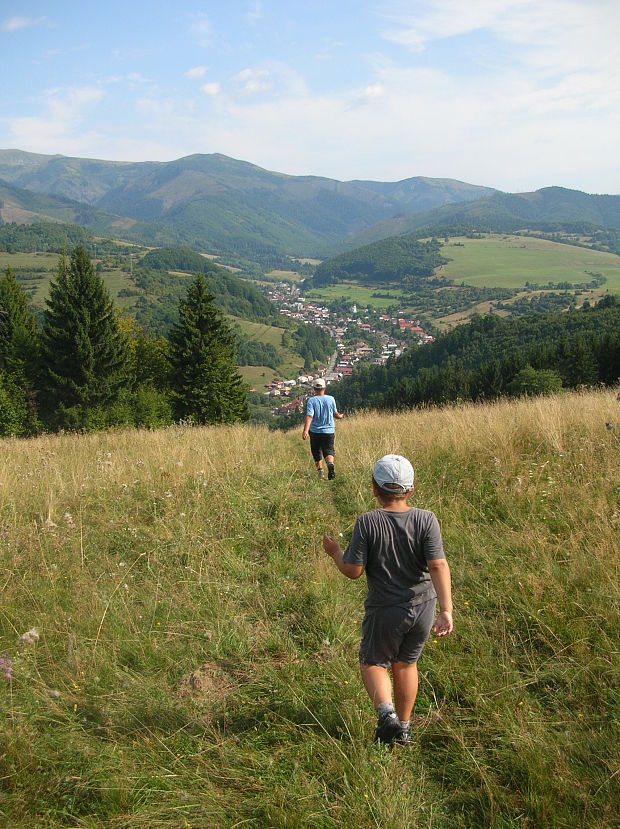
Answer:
[{"left": 177, "top": 660, "right": 234, "bottom": 702}]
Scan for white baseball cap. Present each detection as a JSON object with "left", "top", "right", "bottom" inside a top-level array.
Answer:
[
  {"left": 372, "top": 454, "right": 414, "bottom": 493},
  {"left": 313, "top": 378, "right": 326, "bottom": 389}
]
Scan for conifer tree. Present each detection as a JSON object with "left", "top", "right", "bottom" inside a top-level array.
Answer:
[
  {"left": 0, "top": 266, "right": 38, "bottom": 375},
  {"left": 39, "top": 246, "right": 126, "bottom": 429},
  {"left": 0, "top": 266, "right": 39, "bottom": 434},
  {"left": 168, "top": 274, "right": 249, "bottom": 424}
]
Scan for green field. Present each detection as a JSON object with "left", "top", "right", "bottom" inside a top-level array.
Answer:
[
  {"left": 229, "top": 316, "right": 304, "bottom": 379},
  {"left": 0, "top": 251, "right": 137, "bottom": 308},
  {"left": 304, "top": 281, "right": 401, "bottom": 309},
  {"left": 438, "top": 235, "right": 620, "bottom": 290}
]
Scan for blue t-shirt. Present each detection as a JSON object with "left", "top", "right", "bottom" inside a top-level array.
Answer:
[{"left": 306, "top": 394, "right": 338, "bottom": 433}]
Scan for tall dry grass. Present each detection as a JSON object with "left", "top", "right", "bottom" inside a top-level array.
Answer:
[{"left": 0, "top": 389, "right": 618, "bottom": 827}]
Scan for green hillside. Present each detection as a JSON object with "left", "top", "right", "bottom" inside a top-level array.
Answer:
[
  {"left": 0, "top": 150, "right": 494, "bottom": 261},
  {"left": 437, "top": 235, "right": 620, "bottom": 291},
  {"left": 344, "top": 187, "right": 620, "bottom": 250},
  {"left": 0, "top": 389, "right": 617, "bottom": 827}
]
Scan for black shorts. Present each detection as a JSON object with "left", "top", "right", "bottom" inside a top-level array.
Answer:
[
  {"left": 309, "top": 432, "right": 335, "bottom": 462},
  {"left": 359, "top": 597, "right": 436, "bottom": 667}
]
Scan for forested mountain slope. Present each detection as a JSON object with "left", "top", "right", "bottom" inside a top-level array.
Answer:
[
  {"left": 335, "top": 297, "right": 620, "bottom": 411},
  {"left": 344, "top": 187, "right": 620, "bottom": 249},
  {"left": 0, "top": 150, "right": 493, "bottom": 260}
]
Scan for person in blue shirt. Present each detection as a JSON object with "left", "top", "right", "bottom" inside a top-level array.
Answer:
[{"left": 302, "top": 378, "right": 344, "bottom": 479}]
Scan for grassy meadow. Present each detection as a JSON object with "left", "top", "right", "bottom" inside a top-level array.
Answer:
[
  {"left": 304, "top": 282, "right": 400, "bottom": 309},
  {"left": 0, "top": 251, "right": 137, "bottom": 310},
  {"left": 0, "top": 389, "right": 619, "bottom": 828},
  {"left": 437, "top": 235, "right": 620, "bottom": 292},
  {"left": 230, "top": 317, "right": 305, "bottom": 382}
]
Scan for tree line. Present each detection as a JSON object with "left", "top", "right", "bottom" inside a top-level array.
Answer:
[{"left": 0, "top": 246, "right": 248, "bottom": 436}]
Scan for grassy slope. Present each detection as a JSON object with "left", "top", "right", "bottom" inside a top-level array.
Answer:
[
  {"left": 229, "top": 316, "right": 305, "bottom": 381},
  {"left": 0, "top": 251, "right": 137, "bottom": 310},
  {"left": 438, "top": 235, "right": 620, "bottom": 290},
  {"left": 0, "top": 390, "right": 618, "bottom": 828}
]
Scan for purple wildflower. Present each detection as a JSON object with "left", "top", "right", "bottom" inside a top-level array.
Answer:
[{"left": 0, "top": 653, "right": 11, "bottom": 682}]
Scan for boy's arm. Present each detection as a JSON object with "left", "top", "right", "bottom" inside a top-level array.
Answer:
[
  {"left": 334, "top": 411, "right": 344, "bottom": 420},
  {"left": 302, "top": 414, "right": 312, "bottom": 440},
  {"left": 323, "top": 534, "right": 364, "bottom": 579},
  {"left": 427, "top": 558, "right": 454, "bottom": 636}
]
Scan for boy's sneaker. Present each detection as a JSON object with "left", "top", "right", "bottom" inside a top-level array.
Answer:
[
  {"left": 373, "top": 710, "right": 401, "bottom": 745},
  {"left": 317, "top": 468, "right": 324, "bottom": 479},
  {"left": 327, "top": 464, "right": 336, "bottom": 480},
  {"left": 393, "top": 724, "right": 411, "bottom": 746}
]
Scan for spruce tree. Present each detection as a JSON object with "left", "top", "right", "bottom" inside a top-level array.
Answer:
[
  {"left": 0, "top": 266, "right": 39, "bottom": 434},
  {"left": 0, "top": 266, "right": 38, "bottom": 375},
  {"left": 39, "top": 246, "right": 126, "bottom": 430},
  {"left": 168, "top": 274, "right": 248, "bottom": 424}
]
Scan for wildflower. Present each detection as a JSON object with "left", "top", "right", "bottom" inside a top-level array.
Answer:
[
  {"left": 18, "top": 628, "right": 39, "bottom": 646},
  {"left": 64, "top": 512, "right": 75, "bottom": 527},
  {"left": 464, "top": 600, "right": 469, "bottom": 607},
  {"left": 0, "top": 653, "right": 11, "bottom": 682}
]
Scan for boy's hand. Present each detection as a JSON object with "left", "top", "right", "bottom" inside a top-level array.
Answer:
[
  {"left": 322, "top": 533, "right": 341, "bottom": 558},
  {"left": 432, "top": 611, "right": 453, "bottom": 636}
]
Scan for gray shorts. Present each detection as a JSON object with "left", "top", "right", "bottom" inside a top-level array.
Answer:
[{"left": 359, "top": 596, "right": 436, "bottom": 667}]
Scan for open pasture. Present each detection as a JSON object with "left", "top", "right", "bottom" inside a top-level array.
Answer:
[
  {"left": 0, "top": 250, "right": 138, "bottom": 308},
  {"left": 438, "top": 234, "right": 620, "bottom": 291},
  {"left": 229, "top": 316, "right": 304, "bottom": 378},
  {"left": 304, "top": 281, "right": 401, "bottom": 309}
]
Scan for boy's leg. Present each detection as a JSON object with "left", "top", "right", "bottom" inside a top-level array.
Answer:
[
  {"left": 309, "top": 434, "right": 324, "bottom": 474},
  {"left": 392, "top": 661, "right": 418, "bottom": 723},
  {"left": 361, "top": 663, "right": 402, "bottom": 744},
  {"left": 323, "top": 434, "right": 336, "bottom": 479},
  {"left": 360, "top": 663, "right": 392, "bottom": 707}
]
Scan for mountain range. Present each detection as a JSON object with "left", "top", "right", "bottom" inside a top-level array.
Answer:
[{"left": 1, "top": 149, "right": 619, "bottom": 265}]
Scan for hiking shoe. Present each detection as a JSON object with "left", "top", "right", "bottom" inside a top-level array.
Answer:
[
  {"left": 373, "top": 711, "right": 401, "bottom": 745},
  {"left": 317, "top": 468, "right": 324, "bottom": 479},
  {"left": 327, "top": 464, "right": 336, "bottom": 480},
  {"left": 394, "top": 725, "right": 411, "bottom": 746}
]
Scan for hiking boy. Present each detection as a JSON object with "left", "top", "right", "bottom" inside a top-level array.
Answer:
[
  {"left": 302, "top": 378, "right": 344, "bottom": 479},
  {"left": 322, "top": 454, "right": 453, "bottom": 745}
]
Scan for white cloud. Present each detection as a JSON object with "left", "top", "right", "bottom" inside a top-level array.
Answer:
[
  {"left": 189, "top": 12, "right": 212, "bottom": 48},
  {"left": 233, "top": 67, "right": 273, "bottom": 96},
  {"left": 1, "top": 15, "right": 46, "bottom": 32},
  {"left": 347, "top": 83, "right": 386, "bottom": 110},
  {"left": 6, "top": 86, "right": 105, "bottom": 153},
  {"left": 245, "top": 1, "right": 263, "bottom": 25},
  {"left": 201, "top": 82, "right": 221, "bottom": 96},
  {"left": 186, "top": 65, "right": 208, "bottom": 79},
  {"left": 315, "top": 40, "right": 345, "bottom": 61}
]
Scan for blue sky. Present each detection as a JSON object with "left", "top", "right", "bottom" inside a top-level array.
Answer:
[{"left": 1, "top": 1, "right": 619, "bottom": 193}]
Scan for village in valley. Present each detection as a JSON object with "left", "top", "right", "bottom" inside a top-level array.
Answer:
[{"left": 262, "top": 281, "right": 435, "bottom": 417}]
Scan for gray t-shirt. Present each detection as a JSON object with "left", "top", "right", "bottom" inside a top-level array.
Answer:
[{"left": 343, "top": 508, "right": 445, "bottom": 610}]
